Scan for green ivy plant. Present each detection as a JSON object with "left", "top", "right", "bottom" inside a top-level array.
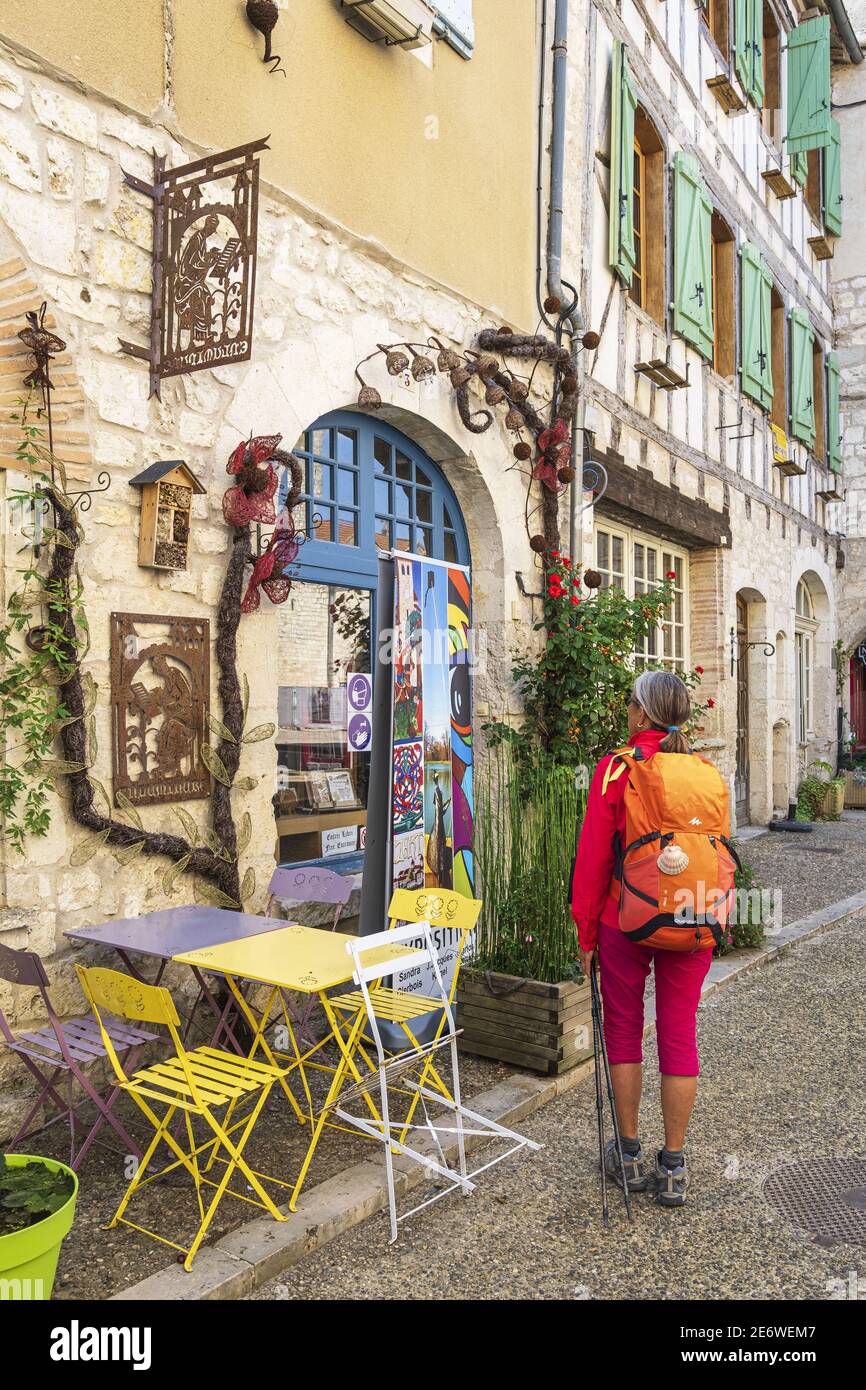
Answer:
[
  {"left": 0, "top": 1153, "right": 74, "bottom": 1235},
  {"left": 0, "top": 402, "right": 90, "bottom": 853}
]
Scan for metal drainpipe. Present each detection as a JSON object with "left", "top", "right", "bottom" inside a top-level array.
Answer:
[
  {"left": 546, "top": 0, "right": 587, "bottom": 566},
  {"left": 826, "top": 0, "right": 864, "bottom": 65}
]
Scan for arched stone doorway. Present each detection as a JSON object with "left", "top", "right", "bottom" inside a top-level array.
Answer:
[{"left": 734, "top": 586, "right": 770, "bottom": 826}]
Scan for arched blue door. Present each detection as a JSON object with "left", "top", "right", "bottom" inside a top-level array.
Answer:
[
  {"left": 274, "top": 412, "right": 469, "bottom": 869},
  {"left": 281, "top": 411, "right": 470, "bottom": 586}
]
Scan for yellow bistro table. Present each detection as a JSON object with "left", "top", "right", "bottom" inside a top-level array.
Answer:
[{"left": 172, "top": 923, "right": 420, "bottom": 1209}]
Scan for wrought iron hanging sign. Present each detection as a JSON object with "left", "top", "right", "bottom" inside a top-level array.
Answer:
[
  {"left": 110, "top": 612, "right": 211, "bottom": 806},
  {"left": 119, "top": 138, "right": 269, "bottom": 397}
]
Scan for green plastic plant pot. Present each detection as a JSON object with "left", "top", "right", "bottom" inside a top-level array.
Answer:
[{"left": 0, "top": 1155, "right": 78, "bottom": 1301}]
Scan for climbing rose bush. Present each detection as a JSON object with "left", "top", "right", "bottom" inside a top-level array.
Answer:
[{"left": 488, "top": 555, "right": 710, "bottom": 767}]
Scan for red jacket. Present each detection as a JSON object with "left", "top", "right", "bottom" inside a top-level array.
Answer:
[{"left": 571, "top": 727, "right": 668, "bottom": 953}]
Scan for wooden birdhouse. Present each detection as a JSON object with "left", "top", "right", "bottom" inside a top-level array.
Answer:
[{"left": 129, "top": 460, "right": 205, "bottom": 570}]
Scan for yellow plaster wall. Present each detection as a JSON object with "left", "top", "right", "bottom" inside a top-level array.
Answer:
[{"left": 0, "top": 0, "right": 539, "bottom": 328}]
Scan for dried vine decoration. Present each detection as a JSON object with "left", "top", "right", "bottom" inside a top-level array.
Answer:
[
  {"left": 353, "top": 323, "right": 600, "bottom": 551},
  {"left": 18, "top": 302, "right": 65, "bottom": 481}
]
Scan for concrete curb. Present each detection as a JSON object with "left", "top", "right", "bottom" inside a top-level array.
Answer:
[{"left": 113, "top": 890, "right": 866, "bottom": 1301}]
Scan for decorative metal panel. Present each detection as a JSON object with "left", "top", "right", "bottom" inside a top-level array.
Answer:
[
  {"left": 119, "top": 139, "right": 269, "bottom": 397},
  {"left": 111, "top": 612, "right": 210, "bottom": 806}
]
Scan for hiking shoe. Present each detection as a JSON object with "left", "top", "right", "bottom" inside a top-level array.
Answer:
[
  {"left": 654, "top": 1151, "right": 690, "bottom": 1207},
  {"left": 603, "top": 1138, "right": 652, "bottom": 1193}
]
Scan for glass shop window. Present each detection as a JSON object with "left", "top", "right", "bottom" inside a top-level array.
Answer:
[{"left": 274, "top": 583, "right": 371, "bottom": 866}]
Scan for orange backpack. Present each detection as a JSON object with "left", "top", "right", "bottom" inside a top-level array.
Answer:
[{"left": 604, "top": 746, "right": 741, "bottom": 951}]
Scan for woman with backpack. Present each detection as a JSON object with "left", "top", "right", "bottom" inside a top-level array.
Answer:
[{"left": 571, "top": 669, "right": 738, "bottom": 1207}]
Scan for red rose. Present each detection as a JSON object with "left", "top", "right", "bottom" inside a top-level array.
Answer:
[
  {"left": 550, "top": 550, "right": 560, "bottom": 558},
  {"left": 707, "top": 697, "right": 715, "bottom": 709},
  {"left": 571, "top": 596, "right": 580, "bottom": 606},
  {"left": 695, "top": 665, "right": 704, "bottom": 675},
  {"left": 548, "top": 583, "right": 563, "bottom": 597},
  {"left": 666, "top": 570, "right": 677, "bottom": 579}
]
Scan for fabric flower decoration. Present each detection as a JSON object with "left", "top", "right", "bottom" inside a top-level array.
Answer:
[
  {"left": 223, "top": 433, "right": 282, "bottom": 527},
  {"left": 241, "top": 509, "right": 301, "bottom": 613},
  {"left": 534, "top": 419, "right": 571, "bottom": 492}
]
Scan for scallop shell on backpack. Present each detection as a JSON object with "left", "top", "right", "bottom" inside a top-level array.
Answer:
[{"left": 657, "top": 843, "right": 690, "bottom": 876}]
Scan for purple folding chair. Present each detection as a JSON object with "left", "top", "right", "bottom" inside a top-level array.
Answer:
[
  {"left": 265, "top": 865, "right": 354, "bottom": 1048},
  {"left": 0, "top": 942, "right": 159, "bottom": 1169}
]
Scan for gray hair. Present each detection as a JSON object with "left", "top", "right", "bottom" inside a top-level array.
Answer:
[{"left": 633, "top": 670, "right": 691, "bottom": 753}]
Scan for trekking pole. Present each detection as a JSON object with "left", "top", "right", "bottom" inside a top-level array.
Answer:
[
  {"left": 590, "top": 964, "right": 609, "bottom": 1227},
  {"left": 591, "top": 960, "right": 633, "bottom": 1221}
]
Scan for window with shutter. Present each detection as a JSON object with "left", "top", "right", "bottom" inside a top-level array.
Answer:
[
  {"left": 430, "top": 1, "right": 474, "bottom": 58},
  {"left": 826, "top": 351, "right": 842, "bottom": 473},
  {"left": 673, "top": 152, "right": 713, "bottom": 359},
  {"left": 823, "top": 118, "right": 842, "bottom": 236},
  {"left": 739, "top": 242, "right": 773, "bottom": 410},
  {"left": 786, "top": 16, "right": 832, "bottom": 154},
  {"left": 789, "top": 308, "right": 816, "bottom": 446},
  {"left": 609, "top": 41, "right": 638, "bottom": 286}
]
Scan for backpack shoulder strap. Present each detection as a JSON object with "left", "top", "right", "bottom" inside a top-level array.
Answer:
[{"left": 601, "top": 746, "right": 635, "bottom": 798}]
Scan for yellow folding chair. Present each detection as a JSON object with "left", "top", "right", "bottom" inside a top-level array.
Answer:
[
  {"left": 329, "top": 888, "right": 482, "bottom": 1140},
  {"left": 76, "top": 965, "right": 288, "bottom": 1271}
]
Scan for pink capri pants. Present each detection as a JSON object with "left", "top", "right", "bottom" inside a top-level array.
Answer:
[{"left": 597, "top": 922, "right": 712, "bottom": 1076}]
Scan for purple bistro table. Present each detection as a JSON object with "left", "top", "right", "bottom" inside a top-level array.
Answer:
[{"left": 64, "top": 907, "right": 290, "bottom": 1054}]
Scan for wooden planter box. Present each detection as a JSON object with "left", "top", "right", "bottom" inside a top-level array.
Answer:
[
  {"left": 457, "top": 967, "right": 593, "bottom": 1076},
  {"left": 844, "top": 770, "right": 866, "bottom": 809},
  {"left": 821, "top": 782, "right": 845, "bottom": 817}
]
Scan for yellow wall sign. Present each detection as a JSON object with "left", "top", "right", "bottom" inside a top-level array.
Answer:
[{"left": 770, "top": 423, "right": 790, "bottom": 463}]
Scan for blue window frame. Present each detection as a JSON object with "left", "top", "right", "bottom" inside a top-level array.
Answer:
[{"left": 281, "top": 411, "right": 470, "bottom": 590}]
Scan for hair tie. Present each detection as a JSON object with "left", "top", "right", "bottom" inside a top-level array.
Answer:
[{"left": 667, "top": 725, "right": 680, "bottom": 733}]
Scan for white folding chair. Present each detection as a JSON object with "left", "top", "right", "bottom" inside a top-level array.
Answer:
[{"left": 334, "top": 920, "right": 541, "bottom": 1243}]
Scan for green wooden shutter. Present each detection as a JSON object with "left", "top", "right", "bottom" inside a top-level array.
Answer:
[
  {"left": 609, "top": 41, "right": 638, "bottom": 286},
  {"left": 739, "top": 242, "right": 773, "bottom": 410},
  {"left": 673, "top": 152, "right": 713, "bottom": 359},
  {"left": 791, "top": 150, "right": 807, "bottom": 188},
  {"left": 735, "top": 0, "right": 751, "bottom": 95},
  {"left": 789, "top": 308, "right": 815, "bottom": 446},
  {"left": 823, "top": 117, "right": 842, "bottom": 236},
  {"left": 787, "top": 16, "right": 832, "bottom": 154},
  {"left": 749, "top": 0, "right": 764, "bottom": 107},
  {"left": 826, "top": 350, "right": 842, "bottom": 473},
  {"left": 735, "top": 0, "right": 763, "bottom": 106}
]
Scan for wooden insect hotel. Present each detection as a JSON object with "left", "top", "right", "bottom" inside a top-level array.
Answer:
[{"left": 129, "top": 460, "right": 205, "bottom": 570}]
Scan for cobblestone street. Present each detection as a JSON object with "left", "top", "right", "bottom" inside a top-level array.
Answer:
[{"left": 253, "top": 884, "right": 865, "bottom": 1301}]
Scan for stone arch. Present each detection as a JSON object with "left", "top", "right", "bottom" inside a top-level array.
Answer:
[
  {"left": 793, "top": 567, "right": 833, "bottom": 770},
  {"left": 216, "top": 346, "right": 514, "bottom": 715}
]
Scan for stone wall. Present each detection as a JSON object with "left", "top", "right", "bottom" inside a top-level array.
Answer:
[{"left": 0, "top": 43, "right": 540, "bottom": 1122}]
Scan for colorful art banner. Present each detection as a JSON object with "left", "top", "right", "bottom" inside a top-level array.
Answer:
[{"left": 390, "top": 554, "right": 473, "bottom": 902}]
